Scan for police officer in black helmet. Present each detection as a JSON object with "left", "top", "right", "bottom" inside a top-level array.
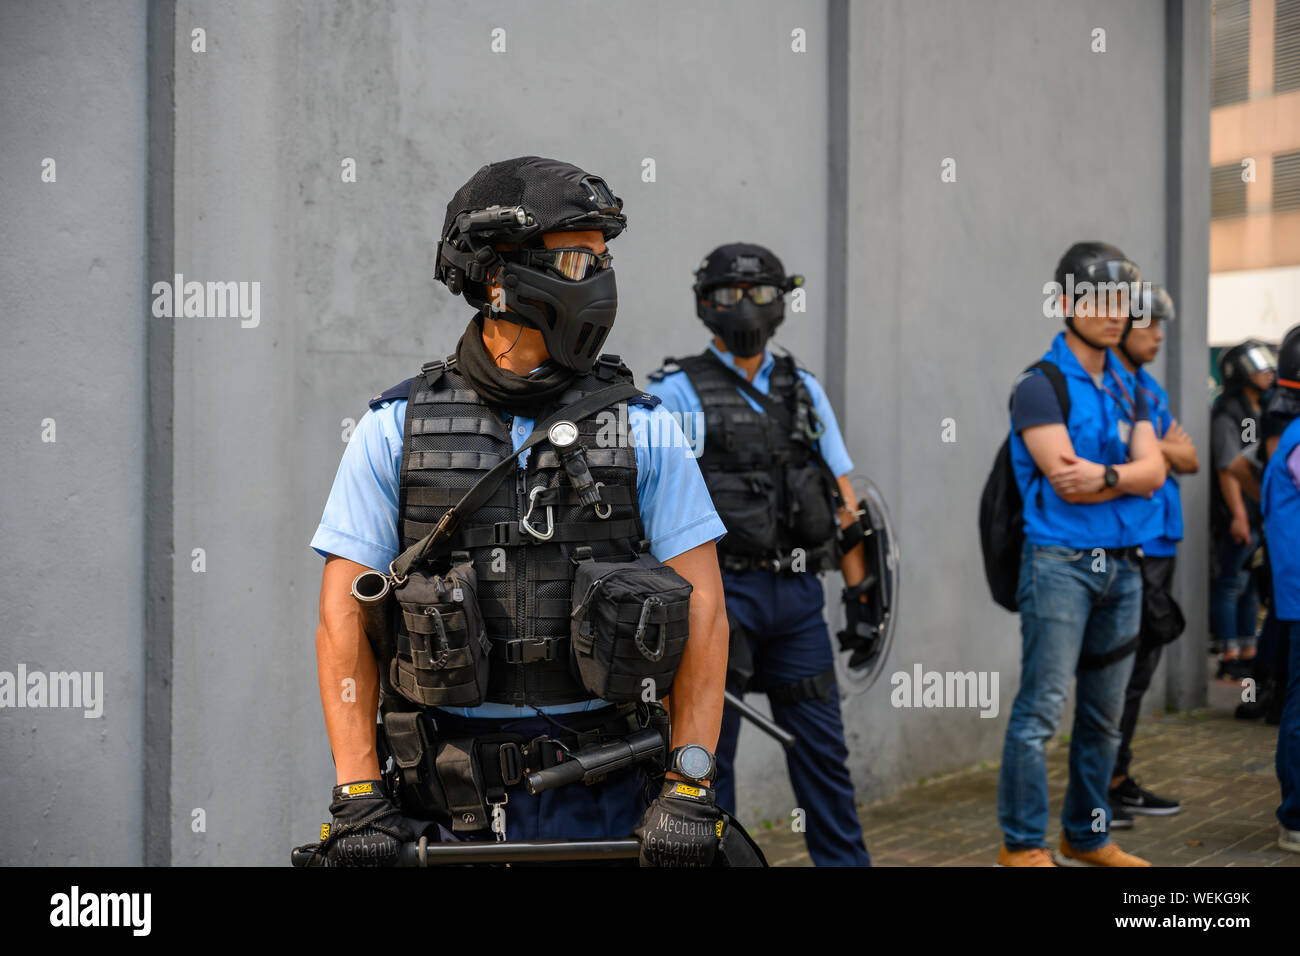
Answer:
[
  {"left": 308, "top": 157, "right": 747, "bottom": 866},
  {"left": 1210, "top": 338, "right": 1278, "bottom": 677},
  {"left": 647, "top": 243, "right": 872, "bottom": 866}
]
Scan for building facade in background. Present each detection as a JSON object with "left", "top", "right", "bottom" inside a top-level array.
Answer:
[{"left": 1210, "top": 0, "right": 1300, "bottom": 352}]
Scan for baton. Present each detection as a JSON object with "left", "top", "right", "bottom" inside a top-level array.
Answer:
[
  {"left": 291, "top": 837, "right": 640, "bottom": 867},
  {"left": 724, "top": 690, "right": 796, "bottom": 749}
]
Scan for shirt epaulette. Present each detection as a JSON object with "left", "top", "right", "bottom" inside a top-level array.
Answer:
[{"left": 368, "top": 376, "right": 415, "bottom": 411}]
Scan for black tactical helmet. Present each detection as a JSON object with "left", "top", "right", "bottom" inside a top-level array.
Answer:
[
  {"left": 693, "top": 242, "right": 804, "bottom": 358},
  {"left": 1219, "top": 338, "right": 1278, "bottom": 392},
  {"left": 1119, "top": 283, "right": 1175, "bottom": 366},
  {"left": 1276, "top": 324, "right": 1300, "bottom": 392},
  {"left": 1054, "top": 240, "right": 1141, "bottom": 350},
  {"left": 435, "top": 156, "right": 627, "bottom": 372}
]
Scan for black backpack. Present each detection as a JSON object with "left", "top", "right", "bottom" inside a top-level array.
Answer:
[{"left": 979, "top": 360, "right": 1071, "bottom": 611}]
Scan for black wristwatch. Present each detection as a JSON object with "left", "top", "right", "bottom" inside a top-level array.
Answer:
[
  {"left": 1103, "top": 465, "right": 1120, "bottom": 489},
  {"left": 668, "top": 745, "right": 716, "bottom": 784}
]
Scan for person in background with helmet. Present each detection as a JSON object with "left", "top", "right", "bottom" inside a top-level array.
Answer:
[
  {"left": 645, "top": 242, "right": 872, "bottom": 866},
  {"left": 308, "top": 157, "right": 737, "bottom": 867},
  {"left": 1107, "top": 284, "right": 1198, "bottom": 828},
  {"left": 1210, "top": 339, "right": 1277, "bottom": 679},
  {"left": 998, "top": 241, "right": 1166, "bottom": 867},
  {"left": 1226, "top": 352, "right": 1298, "bottom": 726},
  {"left": 1259, "top": 324, "right": 1300, "bottom": 854}
]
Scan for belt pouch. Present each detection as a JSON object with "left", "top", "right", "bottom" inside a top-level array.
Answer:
[{"left": 435, "top": 736, "right": 490, "bottom": 832}]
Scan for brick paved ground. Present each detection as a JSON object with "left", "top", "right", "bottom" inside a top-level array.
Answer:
[{"left": 753, "top": 676, "right": 1298, "bottom": 867}]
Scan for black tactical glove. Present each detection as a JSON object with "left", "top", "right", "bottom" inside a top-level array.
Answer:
[
  {"left": 634, "top": 779, "right": 722, "bottom": 867},
  {"left": 836, "top": 580, "right": 882, "bottom": 669},
  {"left": 323, "top": 780, "right": 413, "bottom": 867}
]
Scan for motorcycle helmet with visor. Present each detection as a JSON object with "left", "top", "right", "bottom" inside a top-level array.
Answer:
[
  {"left": 1053, "top": 241, "right": 1141, "bottom": 350},
  {"left": 1219, "top": 338, "right": 1278, "bottom": 392}
]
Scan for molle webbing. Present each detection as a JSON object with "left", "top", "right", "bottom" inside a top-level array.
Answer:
[{"left": 397, "top": 358, "right": 646, "bottom": 706}]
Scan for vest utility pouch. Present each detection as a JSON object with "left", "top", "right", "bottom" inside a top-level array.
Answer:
[
  {"left": 709, "top": 471, "right": 778, "bottom": 554},
  {"left": 569, "top": 553, "right": 693, "bottom": 702},
  {"left": 391, "top": 559, "right": 490, "bottom": 708},
  {"left": 785, "top": 462, "right": 839, "bottom": 544}
]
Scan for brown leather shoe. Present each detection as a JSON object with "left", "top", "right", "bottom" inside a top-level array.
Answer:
[
  {"left": 1054, "top": 837, "right": 1150, "bottom": 867},
  {"left": 996, "top": 845, "right": 1056, "bottom": 866}
]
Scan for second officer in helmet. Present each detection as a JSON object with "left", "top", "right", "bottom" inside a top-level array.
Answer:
[{"left": 647, "top": 242, "right": 873, "bottom": 866}]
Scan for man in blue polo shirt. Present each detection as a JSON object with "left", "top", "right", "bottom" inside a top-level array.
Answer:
[
  {"left": 997, "top": 241, "right": 1167, "bottom": 867},
  {"left": 647, "top": 242, "right": 872, "bottom": 867},
  {"left": 1259, "top": 324, "right": 1300, "bottom": 854},
  {"left": 1108, "top": 285, "right": 1198, "bottom": 827},
  {"left": 309, "top": 157, "right": 732, "bottom": 867}
]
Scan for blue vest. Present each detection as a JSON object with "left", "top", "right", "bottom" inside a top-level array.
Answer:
[
  {"left": 1134, "top": 366, "right": 1183, "bottom": 557},
  {"left": 1010, "top": 333, "right": 1164, "bottom": 549},
  {"left": 1262, "top": 417, "right": 1300, "bottom": 621}
]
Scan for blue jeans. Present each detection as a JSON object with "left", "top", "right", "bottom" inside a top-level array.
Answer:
[
  {"left": 998, "top": 542, "right": 1141, "bottom": 851},
  {"left": 715, "top": 570, "right": 871, "bottom": 866},
  {"left": 1212, "top": 531, "right": 1260, "bottom": 653},
  {"left": 1277, "top": 620, "right": 1300, "bottom": 831}
]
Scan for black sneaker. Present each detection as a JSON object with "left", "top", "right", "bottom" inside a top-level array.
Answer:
[
  {"left": 1109, "top": 802, "right": 1135, "bottom": 830},
  {"left": 1110, "top": 776, "right": 1181, "bottom": 816},
  {"left": 1236, "top": 700, "right": 1265, "bottom": 720}
]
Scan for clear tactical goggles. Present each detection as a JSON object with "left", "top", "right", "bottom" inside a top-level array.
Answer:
[
  {"left": 516, "top": 247, "right": 613, "bottom": 281},
  {"left": 707, "top": 284, "right": 782, "bottom": 307}
]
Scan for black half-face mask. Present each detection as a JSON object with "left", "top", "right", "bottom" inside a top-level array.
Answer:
[{"left": 497, "top": 258, "right": 619, "bottom": 372}]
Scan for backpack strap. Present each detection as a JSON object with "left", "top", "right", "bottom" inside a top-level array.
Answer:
[{"left": 1009, "top": 360, "right": 1071, "bottom": 422}]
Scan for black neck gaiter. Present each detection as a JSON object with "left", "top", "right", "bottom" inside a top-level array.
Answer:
[{"left": 454, "top": 315, "right": 578, "bottom": 417}]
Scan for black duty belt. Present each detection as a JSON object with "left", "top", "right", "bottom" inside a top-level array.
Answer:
[{"left": 381, "top": 703, "right": 647, "bottom": 832}]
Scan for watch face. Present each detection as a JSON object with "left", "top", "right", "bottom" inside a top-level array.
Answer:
[
  {"left": 548, "top": 420, "right": 578, "bottom": 448},
  {"left": 678, "top": 745, "right": 712, "bottom": 780}
]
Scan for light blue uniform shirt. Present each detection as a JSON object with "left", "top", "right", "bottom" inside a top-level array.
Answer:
[
  {"left": 311, "top": 373, "right": 727, "bottom": 718},
  {"left": 643, "top": 342, "right": 855, "bottom": 478}
]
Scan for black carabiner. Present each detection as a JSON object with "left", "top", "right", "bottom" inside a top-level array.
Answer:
[
  {"left": 634, "top": 596, "right": 666, "bottom": 662},
  {"left": 425, "top": 607, "right": 451, "bottom": 669}
]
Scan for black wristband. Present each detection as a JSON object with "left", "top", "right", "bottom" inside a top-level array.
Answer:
[{"left": 332, "top": 780, "right": 387, "bottom": 802}]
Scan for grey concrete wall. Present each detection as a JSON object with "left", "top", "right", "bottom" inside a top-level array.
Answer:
[
  {"left": 0, "top": 0, "right": 149, "bottom": 864},
  {"left": 1, "top": 0, "right": 1209, "bottom": 863}
]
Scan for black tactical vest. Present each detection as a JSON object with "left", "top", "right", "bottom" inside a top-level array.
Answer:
[
  {"left": 378, "top": 353, "right": 654, "bottom": 707},
  {"left": 653, "top": 350, "right": 839, "bottom": 571}
]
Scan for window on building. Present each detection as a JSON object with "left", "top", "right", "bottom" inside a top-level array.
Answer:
[
  {"left": 1274, "top": 151, "right": 1300, "bottom": 212},
  {"left": 1277, "top": 0, "right": 1300, "bottom": 93},
  {"left": 1212, "top": 162, "right": 1248, "bottom": 218},
  {"left": 1212, "top": 0, "right": 1251, "bottom": 107}
]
